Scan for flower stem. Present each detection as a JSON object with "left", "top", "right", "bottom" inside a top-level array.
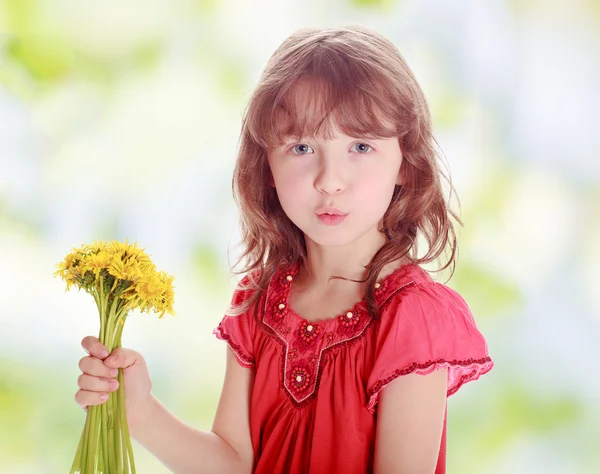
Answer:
[
  {"left": 101, "top": 400, "right": 109, "bottom": 472},
  {"left": 70, "top": 422, "right": 84, "bottom": 473},
  {"left": 85, "top": 405, "right": 97, "bottom": 472},
  {"left": 73, "top": 275, "right": 138, "bottom": 473},
  {"left": 80, "top": 409, "right": 91, "bottom": 472}
]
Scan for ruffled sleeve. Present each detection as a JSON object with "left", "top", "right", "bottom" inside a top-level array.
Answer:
[
  {"left": 366, "top": 281, "right": 493, "bottom": 414},
  {"left": 213, "top": 275, "right": 258, "bottom": 369}
]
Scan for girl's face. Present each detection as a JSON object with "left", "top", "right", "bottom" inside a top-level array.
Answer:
[{"left": 268, "top": 123, "right": 403, "bottom": 248}]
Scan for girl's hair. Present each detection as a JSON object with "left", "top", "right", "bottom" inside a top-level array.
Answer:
[{"left": 228, "top": 25, "right": 461, "bottom": 317}]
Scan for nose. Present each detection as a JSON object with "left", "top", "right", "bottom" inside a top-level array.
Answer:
[{"left": 314, "top": 156, "right": 346, "bottom": 195}]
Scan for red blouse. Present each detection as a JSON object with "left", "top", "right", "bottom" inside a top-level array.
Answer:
[{"left": 214, "top": 263, "right": 493, "bottom": 474}]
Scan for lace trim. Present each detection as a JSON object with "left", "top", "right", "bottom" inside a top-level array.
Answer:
[
  {"left": 366, "top": 356, "right": 494, "bottom": 414},
  {"left": 262, "top": 263, "right": 419, "bottom": 408},
  {"left": 213, "top": 322, "right": 255, "bottom": 368},
  {"left": 259, "top": 315, "right": 379, "bottom": 409}
]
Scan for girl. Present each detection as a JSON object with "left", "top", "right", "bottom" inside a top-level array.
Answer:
[{"left": 76, "top": 26, "right": 494, "bottom": 474}]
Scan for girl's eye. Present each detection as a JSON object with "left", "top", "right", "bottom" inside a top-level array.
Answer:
[
  {"left": 290, "top": 144, "right": 314, "bottom": 155},
  {"left": 350, "top": 143, "right": 373, "bottom": 154}
]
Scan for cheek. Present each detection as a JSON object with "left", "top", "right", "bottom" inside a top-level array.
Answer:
[
  {"left": 354, "top": 174, "right": 397, "bottom": 218},
  {"left": 358, "top": 169, "right": 397, "bottom": 200},
  {"left": 272, "top": 162, "right": 311, "bottom": 195},
  {"left": 272, "top": 168, "right": 311, "bottom": 217}
]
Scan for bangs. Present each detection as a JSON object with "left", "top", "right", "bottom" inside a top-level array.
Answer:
[{"left": 246, "top": 52, "right": 405, "bottom": 149}]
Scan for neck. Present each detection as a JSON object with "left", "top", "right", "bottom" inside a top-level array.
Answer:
[{"left": 300, "top": 227, "right": 388, "bottom": 288}]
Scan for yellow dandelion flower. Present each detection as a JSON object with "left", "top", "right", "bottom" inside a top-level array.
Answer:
[
  {"left": 155, "top": 271, "right": 175, "bottom": 318},
  {"left": 108, "top": 253, "right": 145, "bottom": 281},
  {"left": 108, "top": 241, "right": 153, "bottom": 266},
  {"left": 83, "top": 240, "right": 107, "bottom": 255},
  {"left": 80, "top": 251, "right": 112, "bottom": 280},
  {"left": 137, "top": 274, "right": 163, "bottom": 301},
  {"left": 54, "top": 249, "right": 87, "bottom": 291}
]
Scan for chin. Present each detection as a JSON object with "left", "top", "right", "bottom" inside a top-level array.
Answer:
[{"left": 303, "top": 229, "right": 364, "bottom": 248}]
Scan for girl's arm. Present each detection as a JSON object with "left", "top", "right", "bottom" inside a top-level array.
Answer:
[
  {"left": 132, "top": 346, "right": 254, "bottom": 474},
  {"left": 374, "top": 368, "right": 448, "bottom": 474}
]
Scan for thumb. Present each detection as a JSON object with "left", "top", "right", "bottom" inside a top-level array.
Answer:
[{"left": 103, "top": 348, "right": 143, "bottom": 370}]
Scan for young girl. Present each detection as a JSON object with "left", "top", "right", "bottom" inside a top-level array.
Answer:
[{"left": 76, "top": 26, "right": 493, "bottom": 473}]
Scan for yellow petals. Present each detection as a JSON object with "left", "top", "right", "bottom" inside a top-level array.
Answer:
[
  {"left": 54, "top": 240, "right": 175, "bottom": 318},
  {"left": 80, "top": 251, "right": 112, "bottom": 278}
]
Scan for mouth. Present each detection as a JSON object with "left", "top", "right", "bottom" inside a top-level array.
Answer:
[
  {"left": 315, "top": 206, "right": 348, "bottom": 217},
  {"left": 316, "top": 211, "right": 348, "bottom": 226}
]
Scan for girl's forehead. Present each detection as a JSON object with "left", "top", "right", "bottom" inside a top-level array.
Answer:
[
  {"left": 271, "top": 79, "right": 397, "bottom": 145},
  {"left": 277, "top": 126, "right": 385, "bottom": 144}
]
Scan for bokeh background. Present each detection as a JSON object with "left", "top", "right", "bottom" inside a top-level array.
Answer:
[{"left": 1, "top": 0, "right": 599, "bottom": 472}]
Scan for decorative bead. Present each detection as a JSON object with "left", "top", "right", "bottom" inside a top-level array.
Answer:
[
  {"left": 291, "top": 367, "right": 310, "bottom": 390},
  {"left": 374, "top": 282, "right": 381, "bottom": 289},
  {"left": 286, "top": 275, "right": 293, "bottom": 281},
  {"left": 346, "top": 311, "right": 353, "bottom": 318},
  {"left": 278, "top": 303, "right": 285, "bottom": 310},
  {"left": 307, "top": 325, "right": 313, "bottom": 332}
]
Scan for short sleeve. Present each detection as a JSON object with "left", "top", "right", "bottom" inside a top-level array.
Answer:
[
  {"left": 366, "top": 282, "right": 494, "bottom": 413},
  {"left": 213, "top": 275, "right": 258, "bottom": 370}
]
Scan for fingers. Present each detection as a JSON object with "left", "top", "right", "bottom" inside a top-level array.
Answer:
[
  {"left": 103, "top": 348, "right": 142, "bottom": 370},
  {"left": 79, "top": 355, "right": 118, "bottom": 379},
  {"left": 77, "top": 336, "right": 139, "bottom": 411},
  {"left": 77, "top": 373, "right": 119, "bottom": 393},
  {"left": 81, "top": 336, "right": 109, "bottom": 359},
  {"left": 75, "top": 388, "right": 110, "bottom": 409},
  {"left": 76, "top": 357, "right": 120, "bottom": 410}
]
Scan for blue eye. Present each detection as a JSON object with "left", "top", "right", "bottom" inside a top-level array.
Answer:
[
  {"left": 291, "top": 144, "right": 314, "bottom": 155},
  {"left": 350, "top": 143, "right": 373, "bottom": 154}
]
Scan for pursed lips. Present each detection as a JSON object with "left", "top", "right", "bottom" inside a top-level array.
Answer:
[{"left": 315, "top": 206, "right": 348, "bottom": 216}]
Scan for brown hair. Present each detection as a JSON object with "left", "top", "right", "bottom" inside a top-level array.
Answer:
[{"left": 228, "top": 25, "right": 461, "bottom": 317}]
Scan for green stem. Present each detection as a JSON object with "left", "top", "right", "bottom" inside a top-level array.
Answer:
[
  {"left": 104, "top": 290, "right": 124, "bottom": 351},
  {"left": 97, "top": 426, "right": 104, "bottom": 473},
  {"left": 113, "top": 386, "right": 123, "bottom": 473},
  {"left": 107, "top": 390, "right": 117, "bottom": 474},
  {"left": 75, "top": 274, "right": 136, "bottom": 473},
  {"left": 95, "top": 277, "right": 107, "bottom": 473},
  {"left": 70, "top": 423, "right": 84, "bottom": 473},
  {"left": 80, "top": 409, "right": 91, "bottom": 472},
  {"left": 115, "top": 326, "right": 131, "bottom": 474},
  {"left": 101, "top": 401, "right": 109, "bottom": 473},
  {"left": 119, "top": 366, "right": 135, "bottom": 474},
  {"left": 85, "top": 406, "right": 97, "bottom": 472},
  {"left": 114, "top": 323, "right": 125, "bottom": 473},
  {"left": 99, "top": 277, "right": 106, "bottom": 345}
]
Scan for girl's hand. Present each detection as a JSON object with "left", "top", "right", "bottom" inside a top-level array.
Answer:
[{"left": 75, "top": 336, "right": 154, "bottom": 434}]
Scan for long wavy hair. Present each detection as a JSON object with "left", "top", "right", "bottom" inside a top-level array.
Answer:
[{"left": 228, "top": 26, "right": 461, "bottom": 317}]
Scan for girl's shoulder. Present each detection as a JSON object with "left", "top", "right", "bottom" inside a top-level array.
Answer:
[
  {"left": 376, "top": 264, "right": 487, "bottom": 355},
  {"left": 366, "top": 263, "right": 493, "bottom": 412},
  {"left": 378, "top": 263, "right": 471, "bottom": 319},
  {"left": 214, "top": 268, "right": 268, "bottom": 369}
]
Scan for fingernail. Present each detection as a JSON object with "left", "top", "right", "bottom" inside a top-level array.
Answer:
[
  {"left": 99, "top": 393, "right": 109, "bottom": 401},
  {"left": 99, "top": 349, "right": 109, "bottom": 358},
  {"left": 109, "top": 369, "right": 118, "bottom": 377}
]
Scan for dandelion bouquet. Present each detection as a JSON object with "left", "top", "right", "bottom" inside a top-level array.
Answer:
[{"left": 54, "top": 240, "right": 175, "bottom": 474}]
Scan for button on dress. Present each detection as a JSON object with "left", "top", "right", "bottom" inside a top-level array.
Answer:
[{"left": 214, "top": 262, "right": 494, "bottom": 474}]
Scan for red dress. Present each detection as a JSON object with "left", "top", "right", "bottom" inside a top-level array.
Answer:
[{"left": 214, "top": 262, "right": 493, "bottom": 474}]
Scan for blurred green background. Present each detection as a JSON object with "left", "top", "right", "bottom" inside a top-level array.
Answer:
[{"left": 1, "top": 0, "right": 599, "bottom": 472}]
